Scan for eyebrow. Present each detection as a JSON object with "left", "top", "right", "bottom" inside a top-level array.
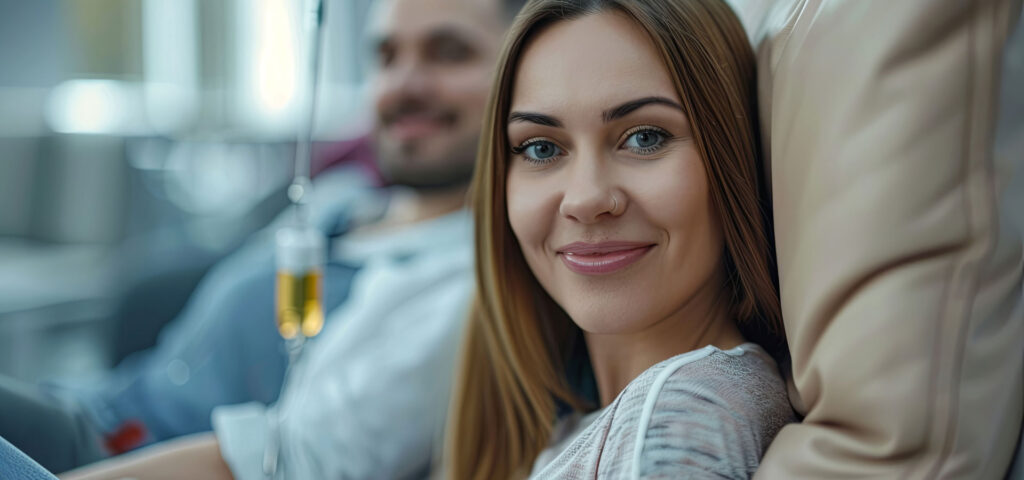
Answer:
[
  {"left": 508, "top": 96, "right": 684, "bottom": 128},
  {"left": 601, "top": 96, "right": 684, "bottom": 122},
  {"left": 425, "top": 26, "right": 477, "bottom": 46},
  {"left": 507, "top": 112, "right": 562, "bottom": 127},
  {"left": 373, "top": 26, "right": 477, "bottom": 54}
]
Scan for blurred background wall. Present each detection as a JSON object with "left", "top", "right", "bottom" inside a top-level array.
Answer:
[{"left": 0, "top": 0, "right": 375, "bottom": 382}]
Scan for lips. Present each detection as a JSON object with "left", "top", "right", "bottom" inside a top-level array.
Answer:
[
  {"left": 556, "top": 241, "right": 655, "bottom": 275},
  {"left": 384, "top": 109, "right": 456, "bottom": 142},
  {"left": 388, "top": 115, "right": 446, "bottom": 141}
]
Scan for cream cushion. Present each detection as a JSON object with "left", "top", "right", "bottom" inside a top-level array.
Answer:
[{"left": 725, "top": 0, "right": 1024, "bottom": 477}]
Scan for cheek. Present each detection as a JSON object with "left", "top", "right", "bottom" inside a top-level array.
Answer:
[
  {"left": 439, "top": 66, "right": 494, "bottom": 112},
  {"left": 506, "top": 169, "right": 558, "bottom": 259},
  {"left": 371, "top": 80, "right": 389, "bottom": 119},
  {"left": 638, "top": 154, "right": 721, "bottom": 259}
]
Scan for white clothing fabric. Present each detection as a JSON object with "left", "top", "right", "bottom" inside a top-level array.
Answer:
[
  {"left": 213, "top": 210, "right": 473, "bottom": 480},
  {"left": 530, "top": 343, "right": 795, "bottom": 479}
]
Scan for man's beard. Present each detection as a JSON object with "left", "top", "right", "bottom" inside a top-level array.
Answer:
[
  {"left": 375, "top": 95, "right": 480, "bottom": 190},
  {"left": 374, "top": 132, "right": 478, "bottom": 191}
]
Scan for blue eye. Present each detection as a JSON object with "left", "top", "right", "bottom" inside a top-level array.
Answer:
[
  {"left": 513, "top": 139, "right": 563, "bottom": 164},
  {"left": 622, "top": 128, "right": 670, "bottom": 154}
]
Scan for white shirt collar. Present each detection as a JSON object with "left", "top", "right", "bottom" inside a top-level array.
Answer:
[{"left": 331, "top": 208, "right": 471, "bottom": 264}]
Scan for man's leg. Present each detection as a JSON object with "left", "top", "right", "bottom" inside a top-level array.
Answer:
[
  {"left": 0, "top": 435, "right": 57, "bottom": 479},
  {"left": 0, "top": 376, "right": 106, "bottom": 473}
]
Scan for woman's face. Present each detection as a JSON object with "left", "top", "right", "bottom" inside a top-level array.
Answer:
[{"left": 506, "top": 11, "right": 725, "bottom": 334}]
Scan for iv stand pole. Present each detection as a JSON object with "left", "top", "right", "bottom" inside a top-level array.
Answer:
[
  {"left": 264, "top": 2, "right": 327, "bottom": 478},
  {"left": 284, "top": 0, "right": 327, "bottom": 364}
]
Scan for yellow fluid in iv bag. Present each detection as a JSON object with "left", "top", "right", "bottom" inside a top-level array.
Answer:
[
  {"left": 275, "top": 225, "right": 326, "bottom": 340},
  {"left": 275, "top": 270, "right": 324, "bottom": 339}
]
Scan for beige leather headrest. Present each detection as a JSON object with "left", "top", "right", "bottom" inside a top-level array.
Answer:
[{"left": 725, "top": 0, "right": 1024, "bottom": 477}]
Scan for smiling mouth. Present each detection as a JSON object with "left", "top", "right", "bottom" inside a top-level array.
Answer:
[
  {"left": 557, "top": 242, "right": 655, "bottom": 275},
  {"left": 386, "top": 113, "right": 456, "bottom": 141}
]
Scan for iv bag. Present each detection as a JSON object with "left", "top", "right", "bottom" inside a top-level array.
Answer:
[{"left": 275, "top": 225, "right": 326, "bottom": 340}]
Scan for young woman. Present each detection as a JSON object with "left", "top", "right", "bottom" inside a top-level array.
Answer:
[{"left": 447, "top": 0, "right": 795, "bottom": 478}]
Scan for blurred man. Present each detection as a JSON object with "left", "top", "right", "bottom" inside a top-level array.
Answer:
[{"left": 51, "top": 0, "right": 525, "bottom": 478}]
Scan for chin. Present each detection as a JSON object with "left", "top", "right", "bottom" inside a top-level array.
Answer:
[{"left": 564, "top": 301, "right": 650, "bottom": 335}]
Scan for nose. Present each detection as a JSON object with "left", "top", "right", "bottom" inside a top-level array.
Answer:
[
  {"left": 377, "top": 57, "right": 433, "bottom": 105},
  {"left": 558, "top": 156, "right": 625, "bottom": 224}
]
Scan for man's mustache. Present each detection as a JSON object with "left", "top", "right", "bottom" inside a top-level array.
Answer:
[{"left": 381, "top": 99, "right": 458, "bottom": 127}]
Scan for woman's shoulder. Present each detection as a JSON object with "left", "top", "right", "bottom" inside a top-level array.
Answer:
[
  {"left": 529, "top": 344, "right": 796, "bottom": 479},
  {"left": 646, "top": 343, "right": 791, "bottom": 420},
  {"left": 603, "top": 343, "right": 796, "bottom": 479}
]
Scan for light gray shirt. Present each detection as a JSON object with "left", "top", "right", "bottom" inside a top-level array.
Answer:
[
  {"left": 213, "top": 210, "right": 474, "bottom": 480},
  {"left": 530, "top": 343, "right": 795, "bottom": 479}
]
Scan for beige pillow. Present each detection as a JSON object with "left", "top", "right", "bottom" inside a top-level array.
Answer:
[{"left": 728, "top": 0, "right": 1024, "bottom": 477}]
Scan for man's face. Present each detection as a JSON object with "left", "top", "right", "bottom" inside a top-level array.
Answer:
[{"left": 371, "top": 0, "right": 504, "bottom": 189}]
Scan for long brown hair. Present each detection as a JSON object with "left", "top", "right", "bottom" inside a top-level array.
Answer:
[{"left": 447, "top": 1, "right": 782, "bottom": 478}]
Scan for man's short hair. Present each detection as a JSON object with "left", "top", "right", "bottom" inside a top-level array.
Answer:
[{"left": 502, "top": 0, "right": 529, "bottom": 22}]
